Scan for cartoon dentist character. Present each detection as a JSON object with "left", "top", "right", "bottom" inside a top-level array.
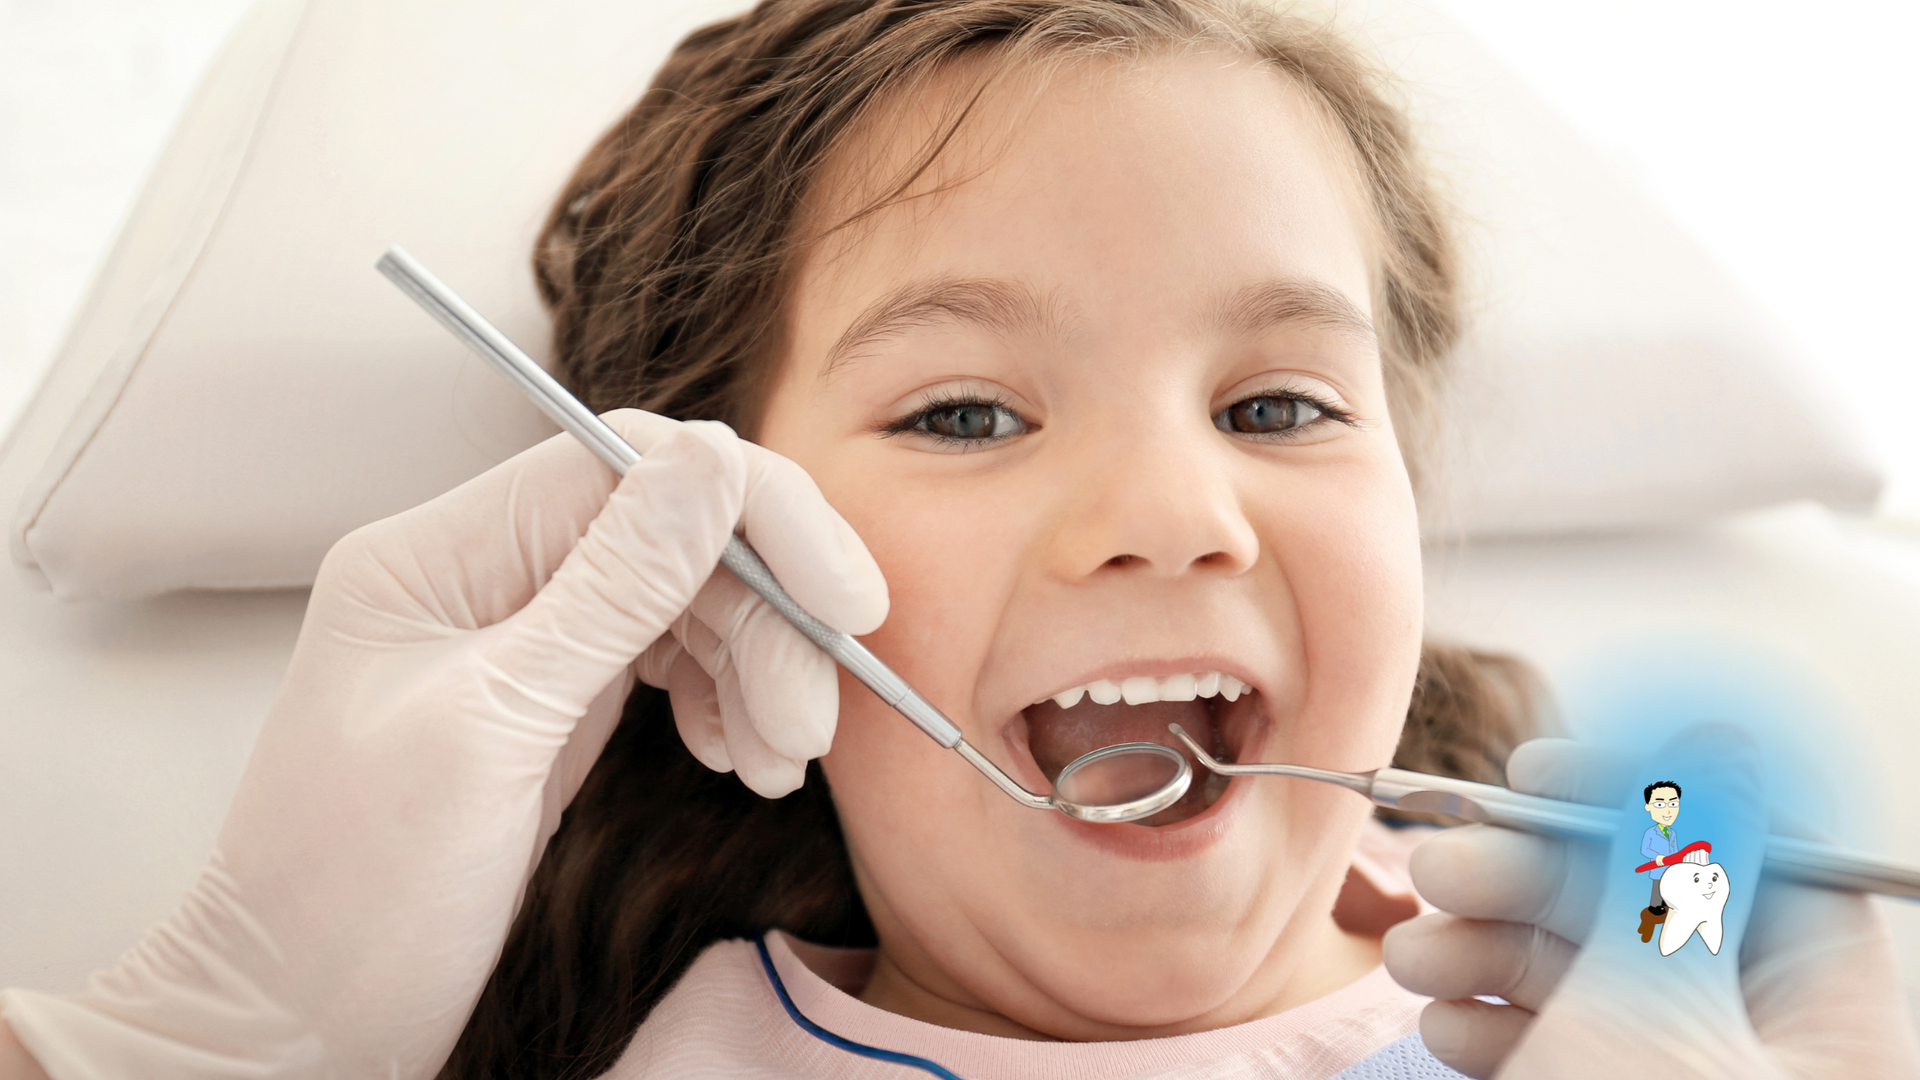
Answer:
[
  {"left": 1633, "top": 780, "right": 1731, "bottom": 955},
  {"left": 1638, "top": 781, "right": 1683, "bottom": 939}
]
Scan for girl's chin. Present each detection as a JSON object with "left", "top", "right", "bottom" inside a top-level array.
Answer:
[{"left": 979, "top": 914, "right": 1297, "bottom": 1036}]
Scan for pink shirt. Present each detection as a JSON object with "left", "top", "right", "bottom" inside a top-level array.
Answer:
[{"left": 604, "top": 821, "right": 1449, "bottom": 1079}]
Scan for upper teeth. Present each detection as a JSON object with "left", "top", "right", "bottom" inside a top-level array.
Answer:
[{"left": 1037, "top": 671, "right": 1251, "bottom": 709}]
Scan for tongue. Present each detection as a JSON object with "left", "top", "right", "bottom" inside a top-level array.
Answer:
[{"left": 1024, "top": 698, "right": 1216, "bottom": 783}]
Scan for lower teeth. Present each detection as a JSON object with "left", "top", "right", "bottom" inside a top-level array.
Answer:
[{"left": 1202, "top": 771, "right": 1229, "bottom": 803}]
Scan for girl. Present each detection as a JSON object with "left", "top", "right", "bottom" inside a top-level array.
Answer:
[{"left": 2, "top": 1, "right": 1911, "bottom": 1077}]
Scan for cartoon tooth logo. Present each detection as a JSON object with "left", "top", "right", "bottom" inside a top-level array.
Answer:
[{"left": 1657, "top": 850, "right": 1729, "bottom": 956}]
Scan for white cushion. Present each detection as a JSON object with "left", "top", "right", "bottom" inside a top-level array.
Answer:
[
  {"left": 2, "top": 0, "right": 1883, "bottom": 599},
  {"left": 1345, "top": 7, "right": 1884, "bottom": 538}
]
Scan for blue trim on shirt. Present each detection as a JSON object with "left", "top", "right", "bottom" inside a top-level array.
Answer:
[
  {"left": 754, "top": 934, "right": 968, "bottom": 1080},
  {"left": 756, "top": 934, "right": 1464, "bottom": 1080}
]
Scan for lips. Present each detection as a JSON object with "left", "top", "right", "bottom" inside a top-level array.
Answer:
[{"left": 1020, "top": 672, "right": 1261, "bottom": 826}]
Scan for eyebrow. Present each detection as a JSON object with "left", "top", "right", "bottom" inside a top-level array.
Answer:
[
  {"left": 1207, "top": 279, "right": 1377, "bottom": 345},
  {"left": 823, "top": 276, "right": 1069, "bottom": 376},
  {"left": 821, "top": 274, "right": 1375, "bottom": 375}
]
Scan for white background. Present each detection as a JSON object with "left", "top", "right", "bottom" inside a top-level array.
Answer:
[{"left": 3, "top": 0, "right": 1917, "bottom": 509}]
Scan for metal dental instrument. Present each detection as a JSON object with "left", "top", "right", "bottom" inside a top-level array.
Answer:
[
  {"left": 1168, "top": 723, "right": 1920, "bottom": 900},
  {"left": 377, "top": 244, "right": 1192, "bottom": 825}
]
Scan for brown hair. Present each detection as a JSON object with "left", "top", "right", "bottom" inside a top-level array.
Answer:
[{"left": 441, "top": 1, "right": 1537, "bottom": 1075}]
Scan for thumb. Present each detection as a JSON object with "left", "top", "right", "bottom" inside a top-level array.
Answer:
[
  {"left": 1499, "top": 722, "right": 1779, "bottom": 1078},
  {"left": 479, "top": 426, "right": 746, "bottom": 721}
]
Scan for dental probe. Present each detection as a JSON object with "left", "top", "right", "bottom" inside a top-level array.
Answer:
[
  {"left": 376, "top": 245, "right": 1190, "bottom": 825},
  {"left": 1168, "top": 723, "right": 1920, "bottom": 900}
]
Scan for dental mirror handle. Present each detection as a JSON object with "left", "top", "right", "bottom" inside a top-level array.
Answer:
[
  {"left": 1365, "top": 768, "right": 1920, "bottom": 899},
  {"left": 376, "top": 245, "right": 1055, "bottom": 807},
  {"left": 1368, "top": 768, "right": 1619, "bottom": 839},
  {"left": 1172, "top": 726, "right": 1920, "bottom": 899}
]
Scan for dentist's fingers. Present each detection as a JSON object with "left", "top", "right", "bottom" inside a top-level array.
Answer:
[
  {"left": 488, "top": 426, "right": 744, "bottom": 714},
  {"left": 735, "top": 444, "right": 889, "bottom": 637},
  {"left": 665, "top": 602, "right": 810, "bottom": 796},
  {"left": 590, "top": 412, "right": 887, "bottom": 640},
  {"left": 1505, "top": 739, "right": 1642, "bottom": 809},
  {"left": 603, "top": 406, "right": 697, "bottom": 454},
  {"left": 1382, "top": 913, "right": 1576, "bottom": 1010},
  {"left": 1407, "top": 736, "right": 1636, "bottom": 946},
  {"left": 1740, "top": 877, "right": 1920, "bottom": 1074},
  {"left": 659, "top": 609, "right": 808, "bottom": 797},
  {"left": 661, "top": 591, "right": 823, "bottom": 788},
  {"left": 634, "top": 631, "right": 682, "bottom": 691},
  {"left": 1409, "top": 827, "right": 1607, "bottom": 945},
  {"left": 1418, "top": 999, "right": 1532, "bottom": 1080},
  {"left": 714, "top": 661, "right": 807, "bottom": 797},
  {"left": 1383, "top": 912, "right": 1573, "bottom": 1075},
  {"left": 356, "top": 408, "right": 695, "bottom": 631},
  {"left": 667, "top": 650, "right": 731, "bottom": 773},
  {"left": 1499, "top": 723, "right": 1775, "bottom": 1078},
  {"left": 687, "top": 569, "right": 839, "bottom": 763}
]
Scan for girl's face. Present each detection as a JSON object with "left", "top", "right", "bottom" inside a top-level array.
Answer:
[{"left": 756, "top": 51, "right": 1423, "bottom": 1039}]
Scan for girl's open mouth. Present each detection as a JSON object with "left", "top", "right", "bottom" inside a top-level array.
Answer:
[{"left": 1018, "top": 671, "right": 1263, "bottom": 826}]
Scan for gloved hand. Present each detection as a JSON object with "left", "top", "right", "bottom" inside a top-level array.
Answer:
[
  {"left": 1383, "top": 725, "right": 1920, "bottom": 1079},
  {"left": 0, "top": 409, "right": 886, "bottom": 1080}
]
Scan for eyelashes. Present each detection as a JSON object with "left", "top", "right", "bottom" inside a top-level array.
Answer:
[
  {"left": 876, "top": 389, "right": 1029, "bottom": 450},
  {"left": 877, "top": 385, "right": 1356, "bottom": 450},
  {"left": 1211, "top": 390, "right": 1354, "bottom": 437}
]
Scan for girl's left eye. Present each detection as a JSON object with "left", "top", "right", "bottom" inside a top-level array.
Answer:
[
  {"left": 1212, "top": 394, "right": 1329, "bottom": 436},
  {"left": 884, "top": 397, "right": 1029, "bottom": 446}
]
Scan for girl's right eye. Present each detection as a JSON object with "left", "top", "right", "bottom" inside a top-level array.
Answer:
[
  {"left": 1212, "top": 393, "right": 1335, "bottom": 437},
  {"left": 881, "top": 395, "right": 1030, "bottom": 449}
]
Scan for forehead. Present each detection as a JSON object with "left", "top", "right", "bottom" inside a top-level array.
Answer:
[
  {"left": 789, "top": 47, "right": 1378, "bottom": 348},
  {"left": 1650, "top": 788, "right": 1679, "bottom": 800}
]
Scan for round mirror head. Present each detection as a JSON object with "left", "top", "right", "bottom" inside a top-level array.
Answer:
[{"left": 1051, "top": 741, "right": 1192, "bottom": 824}]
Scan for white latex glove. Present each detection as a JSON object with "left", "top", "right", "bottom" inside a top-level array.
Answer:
[
  {"left": 1383, "top": 724, "right": 1920, "bottom": 1079},
  {"left": 0, "top": 409, "right": 886, "bottom": 1080}
]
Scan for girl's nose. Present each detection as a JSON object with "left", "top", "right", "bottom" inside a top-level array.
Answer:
[{"left": 1046, "top": 425, "right": 1260, "bottom": 582}]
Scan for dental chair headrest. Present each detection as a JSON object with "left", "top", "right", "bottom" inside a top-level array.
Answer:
[{"left": 1, "top": 0, "right": 1882, "bottom": 599}]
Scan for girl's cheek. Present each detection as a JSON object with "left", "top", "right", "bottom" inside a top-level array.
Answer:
[
  {"left": 828, "top": 465, "right": 1019, "bottom": 689},
  {"left": 1282, "top": 457, "right": 1423, "bottom": 766},
  {"left": 823, "top": 668, "right": 986, "bottom": 868}
]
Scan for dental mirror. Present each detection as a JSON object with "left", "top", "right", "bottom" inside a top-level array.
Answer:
[
  {"left": 378, "top": 244, "right": 1198, "bottom": 826},
  {"left": 1048, "top": 741, "right": 1192, "bottom": 823}
]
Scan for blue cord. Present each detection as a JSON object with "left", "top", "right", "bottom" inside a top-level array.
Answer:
[{"left": 754, "top": 934, "right": 968, "bottom": 1080}]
